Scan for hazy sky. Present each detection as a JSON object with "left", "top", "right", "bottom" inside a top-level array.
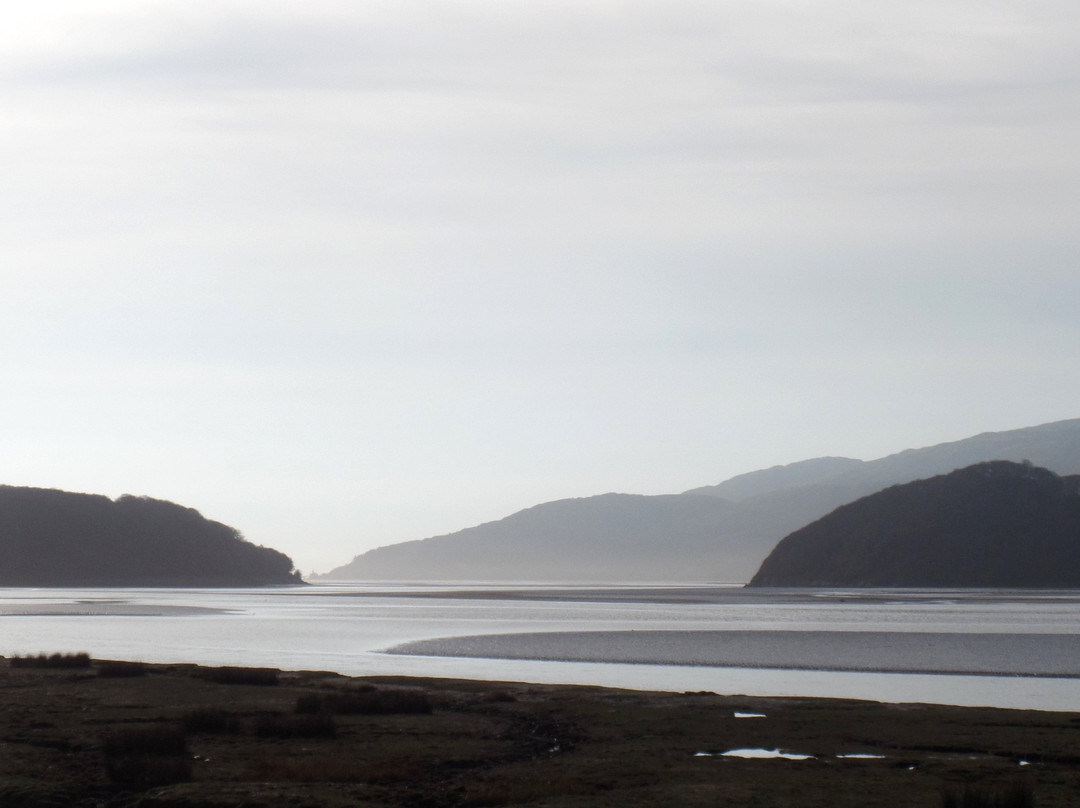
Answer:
[{"left": 3, "top": 1, "right": 1079, "bottom": 574}]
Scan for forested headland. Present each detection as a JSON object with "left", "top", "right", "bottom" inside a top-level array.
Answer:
[
  {"left": 749, "top": 461, "right": 1080, "bottom": 587},
  {"left": 0, "top": 486, "right": 300, "bottom": 587}
]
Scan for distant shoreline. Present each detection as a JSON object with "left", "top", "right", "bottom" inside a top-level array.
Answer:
[{"left": 315, "top": 582, "right": 1080, "bottom": 604}]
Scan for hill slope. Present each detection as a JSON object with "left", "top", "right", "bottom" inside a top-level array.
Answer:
[
  {"left": 320, "top": 418, "right": 1080, "bottom": 583},
  {"left": 320, "top": 494, "right": 736, "bottom": 582},
  {"left": 0, "top": 486, "right": 301, "bottom": 586},
  {"left": 748, "top": 461, "right": 1080, "bottom": 587}
]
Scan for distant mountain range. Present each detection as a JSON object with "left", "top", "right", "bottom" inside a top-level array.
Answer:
[
  {"left": 749, "top": 461, "right": 1080, "bottom": 587},
  {"left": 0, "top": 487, "right": 301, "bottom": 587},
  {"left": 318, "top": 418, "right": 1080, "bottom": 583}
]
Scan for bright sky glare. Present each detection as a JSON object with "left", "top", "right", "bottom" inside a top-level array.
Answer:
[{"left": 2, "top": 1, "right": 1079, "bottom": 573}]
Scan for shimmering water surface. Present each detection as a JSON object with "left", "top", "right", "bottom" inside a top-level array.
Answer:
[{"left": 1, "top": 584, "right": 1078, "bottom": 711}]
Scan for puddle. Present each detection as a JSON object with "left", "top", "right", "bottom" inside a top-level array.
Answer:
[
  {"left": 733, "top": 711, "right": 767, "bottom": 719},
  {"left": 696, "top": 748, "right": 814, "bottom": 760},
  {"left": 836, "top": 753, "right": 886, "bottom": 759}
]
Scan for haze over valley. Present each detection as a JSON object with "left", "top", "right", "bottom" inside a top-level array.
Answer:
[
  {"left": 321, "top": 417, "right": 1080, "bottom": 583},
  {"left": 7, "top": 417, "right": 1080, "bottom": 587}
]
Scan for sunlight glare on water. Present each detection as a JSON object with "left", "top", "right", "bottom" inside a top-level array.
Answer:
[{"left": 0, "top": 585, "right": 1078, "bottom": 711}]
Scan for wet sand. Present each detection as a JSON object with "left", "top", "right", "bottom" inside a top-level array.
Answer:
[
  {"left": 388, "top": 629, "right": 1080, "bottom": 677},
  {"left": 0, "top": 603, "right": 230, "bottom": 616}
]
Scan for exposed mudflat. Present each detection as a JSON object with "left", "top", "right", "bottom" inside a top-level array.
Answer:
[{"left": 388, "top": 629, "right": 1080, "bottom": 677}]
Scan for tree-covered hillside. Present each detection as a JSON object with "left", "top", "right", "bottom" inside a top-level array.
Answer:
[
  {"left": 749, "top": 461, "right": 1080, "bottom": 587},
  {"left": 0, "top": 486, "right": 301, "bottom": 586}
]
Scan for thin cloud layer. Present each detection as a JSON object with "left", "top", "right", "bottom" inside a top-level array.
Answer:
[{"left": 2, "top": 1, "right": 1078, "bottom": 572}]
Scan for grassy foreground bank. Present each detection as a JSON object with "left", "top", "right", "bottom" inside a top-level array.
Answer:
[{"left": 1, "top": 656, "right": 1076, "bottom": 807}]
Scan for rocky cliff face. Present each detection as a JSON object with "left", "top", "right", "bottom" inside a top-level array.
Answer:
[{"left": 748, "top": 461, "right": 1080, "bottom": 588}]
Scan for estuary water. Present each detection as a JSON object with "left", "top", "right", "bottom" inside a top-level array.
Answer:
[{"left": 1, "top": 584, "right": 1078, "bottom": 711}]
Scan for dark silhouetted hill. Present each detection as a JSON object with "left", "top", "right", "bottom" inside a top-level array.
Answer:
[
  {"left": 0, "top": 487, "right": 301, "bottom": 586},
  {"left": 318, "top": 418, "right": 1080, "bottom": 583},
  {"left": 748, "top": 461, "right": 1080, "bottom": 587}
]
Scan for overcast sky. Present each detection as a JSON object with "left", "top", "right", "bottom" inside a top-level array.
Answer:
[{"left": 3, "top": 1, "right": 1079, "bottom": 574}]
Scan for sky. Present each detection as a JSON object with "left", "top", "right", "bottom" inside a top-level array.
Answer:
[{"left": 2, "top": 1, "right": 1079, "bottom": 575}]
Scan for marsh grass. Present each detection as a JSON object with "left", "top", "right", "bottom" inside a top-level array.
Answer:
[
  {"left": 105, "top": 754, "right": 192, "bottom": 790},
  {"left": 295, "top": 687, "right": 433, "bottom": 716},
  {"left": 10, "top": 652, "right": 91, "bottom": 669},
  {"left": 247, "top": 753, "right": 359, "bottom": 783},
  {"left": 246, "top": 753, "right": 427, "bottom": 784},
  {"left": 461, "top": 775, "right": 596, "bottom": 807},
  {"left": 254, "top": 712, "right": 336, "bottom": 739},
  {"left": 202, "top": 666, "right": 279, "bottom": 686},
  {"left": 941, "top": 777, "right": 1035, "bottom": 808},
  {"left": 481, "top": 689, "right": 517, "bottom": 703},
  {"left": 101, "top": 725, "right": 191, "bottom": 789},
  {"left": 182, "top": 708, "right": 242, "bottom": 735},
  {"left": 0, "top": 778, "right": 70, "bottom": 808},
  {"left": 2, "top": 660, "right": 1076, "bottom": 807},
  {"left": 101, "top": 725, "right": 187, "bottom": 757},
  {"left": 96, "top": 660, "right": 147, "bottom": 678},
  {"left": 358, "top": 759, "right": 430, "bottom": 784}
]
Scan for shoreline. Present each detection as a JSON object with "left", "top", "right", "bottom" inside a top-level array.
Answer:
[{"left": 4, "top": 584, "right": 1079, "bottom": 712}]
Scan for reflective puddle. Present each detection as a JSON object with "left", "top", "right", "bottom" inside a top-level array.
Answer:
[
  {"left": 696, "top": 748, "right": 814, "bottom": 760},
  {"left": 696, "top": 749, "right": 889, "bottom": 761}
]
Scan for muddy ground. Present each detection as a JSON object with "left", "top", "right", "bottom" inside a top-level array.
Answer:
[{"left": 0, "top": 656, "right": 1077, "bottom": 807}]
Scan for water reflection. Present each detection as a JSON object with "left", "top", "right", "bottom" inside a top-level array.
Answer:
[{"left": 0, "top": 585, "right": 1077, "bottom": 711}]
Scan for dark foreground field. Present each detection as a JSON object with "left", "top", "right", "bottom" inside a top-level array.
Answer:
[{"left": 1, "top": 656, "right": 1077, "bottom": 807}]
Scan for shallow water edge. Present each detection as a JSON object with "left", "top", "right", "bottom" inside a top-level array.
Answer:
[{"left": 1, "top": 584, "right": 1078, "bottom": 711}]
